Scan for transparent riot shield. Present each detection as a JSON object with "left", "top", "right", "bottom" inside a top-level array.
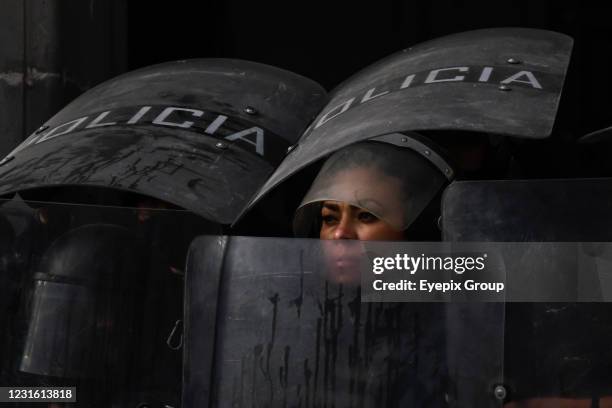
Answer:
[
  {"left": 443, "top": 178, "right": 612, "bottom": 406},
  {"left": 184, "top": 237, "right": 507, "bottom": 408},
  {"left": 0, "top": 197, "right": 219, "bottom": 407}
]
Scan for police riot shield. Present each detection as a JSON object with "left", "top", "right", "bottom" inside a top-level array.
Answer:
[
  {"left": 0, "top": 59, "right": 326, "bottom": 225},
  {"left": 183, "top": 236, "right": 506, "bottom": 408},
  {"left": 576, "top": 127, "right": 612, "bottom": 178},
  {"left": 442, "top": 178, "right": 612, "bottom": 405},
  {"left": 0, "top": 196, "right": 217, "bottom": 407},
  {"left": 241, "top": 28, "right": 573, "bottom": 214}
]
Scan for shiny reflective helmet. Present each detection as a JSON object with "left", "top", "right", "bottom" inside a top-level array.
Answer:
[{"left": 293, "top": 137, "right": 450, "bottom": 236}]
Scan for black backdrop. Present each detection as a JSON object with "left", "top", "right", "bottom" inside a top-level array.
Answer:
[{"left": 127, "top": 2, "right": 612, "bottom": 141}]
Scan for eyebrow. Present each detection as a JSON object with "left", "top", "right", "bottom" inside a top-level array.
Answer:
[{"left": 322, "top": 202, "right": 340, "bottom": 212}]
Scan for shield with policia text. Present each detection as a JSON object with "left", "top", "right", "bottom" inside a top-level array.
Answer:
[
  {"left": 240, "top": 27, "right": 573, "bottom": 222},
  {"left": 0, "top": 59, "right": 327, "bottom": 406},
  {"left": 0, "top": 58, "right": 327, "bottom": 226}
]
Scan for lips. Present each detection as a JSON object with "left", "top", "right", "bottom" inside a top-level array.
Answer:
[
  {"left": 334, "top": 255, "right": 360, "bottom": 269},
  {"left": 322, "top": 240, "right": 365, "bottom": 285}
]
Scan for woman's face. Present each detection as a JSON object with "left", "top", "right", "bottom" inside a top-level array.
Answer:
[
  {"left": 315, "top": 169, "right": 406, "bottom": 284},
  {"left": 319, "top": 200, "right": 403, "bottom": 285},
  {"left": 319, "top": 200, "right": 405, "bottom": 241}
]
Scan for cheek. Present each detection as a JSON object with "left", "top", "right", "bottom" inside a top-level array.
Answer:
[
  {"left": 357, "top": 223, "right": 404, "bottom": 241},
  {"left": 319, "top": 224, "right": 333, "bottom": 239}
]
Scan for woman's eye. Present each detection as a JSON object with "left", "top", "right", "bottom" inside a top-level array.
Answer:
[
  {"left": 358, "top": 212, "right": 378, "bottom": 223},
  {"left": 322, "top": 214, "right": 338, "bottom": 225}
]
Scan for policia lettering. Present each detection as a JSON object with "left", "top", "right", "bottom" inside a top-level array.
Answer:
[
  {"left": 314, "top": 65, "right": 561, "bottom": 129},
  {"left": 3, "top": 105, "right": 287, "bottom": 164}
]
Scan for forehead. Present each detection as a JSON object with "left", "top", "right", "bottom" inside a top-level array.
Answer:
[
  {"left": 326, "top": 166, "right": 402, "bottom": 189},
  {"left": 313, "top": 165, "right": 409, "bottom": 228},
  {"left": 322, "top": 201, "right": 379, "bottom": 216},
  {"left": 326, "top": 166, "right": 404, "bottom": 202}
]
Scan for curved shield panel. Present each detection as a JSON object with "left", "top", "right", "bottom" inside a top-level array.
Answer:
[
  {"left": 243, "top": 28, "right": 573, "bottom": 214},
  {"left": 0, "top": 59, "right": 327, "bottom": 224}
]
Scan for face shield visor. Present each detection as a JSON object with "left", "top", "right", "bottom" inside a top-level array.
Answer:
[
  {"left": 293, "top": 141, "right": 448, "bottom": 237},
  {"left": 0, "top": 196, "right": 221, "bottom": 407}
]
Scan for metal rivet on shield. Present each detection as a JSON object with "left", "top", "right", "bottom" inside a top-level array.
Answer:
[
  {"left": 35, "top": 125, "right": 49, "bottom": 134},
  {"left": 0, "top": 156, "right": 15, "bottom": 166},
  {"left": 244, "top": 106, "right": 257, "bottom": 115},
  {"left": 287, "top": 144, "right": 296, "bottom": 154},
  {"left": 493, "top": 385, "right": 507, "bottom": 401},
  {"left": 445, "top": 168, "right": 452, "bottom": 176},
  {"left": 424, "top": 150, "right": 431, "bottom": 156},
  {"left": 215, "top": 142, "right": 228, "bottom": 150},
  {"left": 401, "top": 137, "right": 408, "bottom": 143},
  {"left": 498, "top": 84, "right": 512, "bottom": 91},
  {"left": 506, "top": 57, "right": 521, "bottom": 64}
]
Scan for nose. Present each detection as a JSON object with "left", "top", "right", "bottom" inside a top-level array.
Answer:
[{"left": 332, "top": 214, "right": 357, "bottom": 240}]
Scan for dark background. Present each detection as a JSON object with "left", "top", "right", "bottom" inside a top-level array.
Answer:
[
  {"left": 127, "top": 2, "right": 612, "bottom": 140},
  {"left": 2, "top": 2, "right": 611, "bottom": 154}
]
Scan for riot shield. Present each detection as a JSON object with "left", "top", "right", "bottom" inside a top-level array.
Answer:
[
  {"left": 442, "top": 178, "right": 612, "bottom": 405},
  {"left": 576, "top": 127, "right": 612, "bottom": 178},
  {"left": 242, "top": 28, "right": 573, "bottom": 215},
  {"left": 0, "top": 197, "right": 217, "bottom": 407},
  {"left": 0, "top": 59, "right": 327, "bottom": 225},
  {"left": 184, "top": 236, "right": 507, "bottom": 408}
]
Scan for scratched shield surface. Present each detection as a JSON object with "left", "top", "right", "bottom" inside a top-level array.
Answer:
[
  {"left": 0, "top": 126, "right": 270, "bottom": 224},
  {"left": 0, "top": 59, "right": 327, "bottom": 224},
  {"left": 185, "top": 237, "right": 506, "bottom": 407},
  {"left": 243, "top": 28, "right": 573, "bottom": 213}
]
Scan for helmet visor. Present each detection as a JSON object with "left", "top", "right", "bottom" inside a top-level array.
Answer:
[{"left": 294, "top": 141, "right": 447, "bottom": 236}]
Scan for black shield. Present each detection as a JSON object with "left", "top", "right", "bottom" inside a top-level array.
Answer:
[
  {"left": 442, "top": 178, "right": 612, "bottom": 403},
  {"left": 243, "top": 28, "right": 572, "bottom": 214},
  {"left": 0, "top": 59, "right": 327, "bottom": 224},
  {"left": 184, "top": 236, "right": 506, "bottom": 407},
  {"left": 0, "top": 197, "right": 218, "bottom": 407}
]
